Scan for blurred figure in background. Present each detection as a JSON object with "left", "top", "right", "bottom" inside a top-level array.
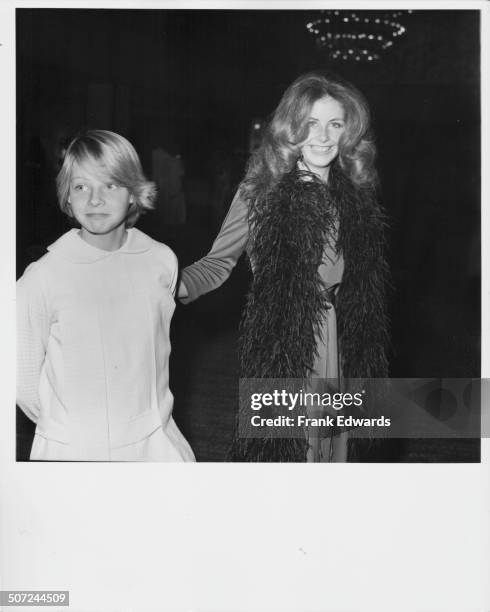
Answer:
[{"left": 151, "top": 145, "right": 186, "bottom": 226}]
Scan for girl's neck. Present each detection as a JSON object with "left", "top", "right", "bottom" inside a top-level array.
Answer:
[{"left": 78, "top": 226, "right": 128, "bottom": 252}]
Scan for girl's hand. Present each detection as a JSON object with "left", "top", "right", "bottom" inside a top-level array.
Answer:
[{"left": 177, "top": 280, "right": 189, "bottom": 299}]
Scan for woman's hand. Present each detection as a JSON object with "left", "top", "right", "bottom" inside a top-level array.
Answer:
[{"left": 177, "top": 280, "right": 189, "bottom": 299}]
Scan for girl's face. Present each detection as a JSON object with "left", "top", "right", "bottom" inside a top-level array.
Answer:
[
  {"left": 299, "top": 95, "right": 346, "bottom": 181},
  {"left": 68, "top": 160, "right": 133, "bottom": 251}
]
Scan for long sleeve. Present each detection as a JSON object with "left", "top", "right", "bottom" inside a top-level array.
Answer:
[
  {"left": 168, "top": 250, "right": 179, "bottom": 296},
  {"left": 180, "top": 187, "right": 250, "bottom": 303},
  {"left": 16, "top": 263, "right": 50, "bottom": 423}
]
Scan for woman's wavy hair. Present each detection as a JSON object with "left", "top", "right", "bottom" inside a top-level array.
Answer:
[
  {"left": 242, "top": 71, "right": 377, "bottom": 200},
  {"left": 56, "top": 129, "right": 156, "bottom": 227}
]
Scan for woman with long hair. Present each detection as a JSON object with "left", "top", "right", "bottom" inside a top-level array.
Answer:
[{"left": 179, "top": 71, "right": 389, "bottom": 462}]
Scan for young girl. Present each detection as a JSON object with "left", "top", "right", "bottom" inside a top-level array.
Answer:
[{"left": 17, "top": 130, "right": 195, "bottom": 462}]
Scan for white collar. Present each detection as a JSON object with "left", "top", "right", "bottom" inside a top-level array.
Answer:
[{"left": 47, "top": 228, "right": 153, "bottom": 263}]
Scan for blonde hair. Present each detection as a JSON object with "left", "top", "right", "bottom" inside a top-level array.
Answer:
[
  {"left": 243, "top": 71, "right": 377, "bottom": 200},
  {"left": 56, "top": 130, "right": 156, "bottom": 227}
]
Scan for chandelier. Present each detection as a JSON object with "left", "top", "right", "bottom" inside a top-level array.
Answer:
[{"left": 306, "top": 10, "right": 412, "bottom": 62}]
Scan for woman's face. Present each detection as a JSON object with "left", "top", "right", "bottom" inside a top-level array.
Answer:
[{"left": 299, "top": 95, "right": 346, "bottom": 180}]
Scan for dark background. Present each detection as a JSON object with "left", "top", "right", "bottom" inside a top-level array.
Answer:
[{"left": 16, "top": 9, "right": 481, "bottom": 461}]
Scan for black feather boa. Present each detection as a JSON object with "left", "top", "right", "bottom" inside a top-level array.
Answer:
[{"left": 229, "top": 164, "right": 389, "bottom": 462}]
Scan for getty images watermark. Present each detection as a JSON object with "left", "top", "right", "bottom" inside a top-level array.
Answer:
[
  {"left": 238, "top": 378, "right": 487, "bottom": 439},
  {"left": 249, "top": 387, "right": 391, "bottom": 428}
]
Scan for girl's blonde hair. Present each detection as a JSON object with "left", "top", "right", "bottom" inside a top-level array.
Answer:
[{"left": 56, "top": 130, "right": 156, "bottom": 227}]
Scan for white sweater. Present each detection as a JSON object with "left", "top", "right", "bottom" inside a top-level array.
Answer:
[{"left": 17, "top": 228, "right": 195, "bottom": 462}]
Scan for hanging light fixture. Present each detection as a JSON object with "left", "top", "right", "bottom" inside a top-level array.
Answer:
[{"left": 306, "top": 10, "right": 412, "bottom": 63}]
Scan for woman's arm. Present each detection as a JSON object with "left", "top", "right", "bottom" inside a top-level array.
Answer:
[
  {"left": 16, "top": 264, "right": 50, "bottom": 423},
  {"left": 179, "top": 187, "right": 250, "bottom": 303}
]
